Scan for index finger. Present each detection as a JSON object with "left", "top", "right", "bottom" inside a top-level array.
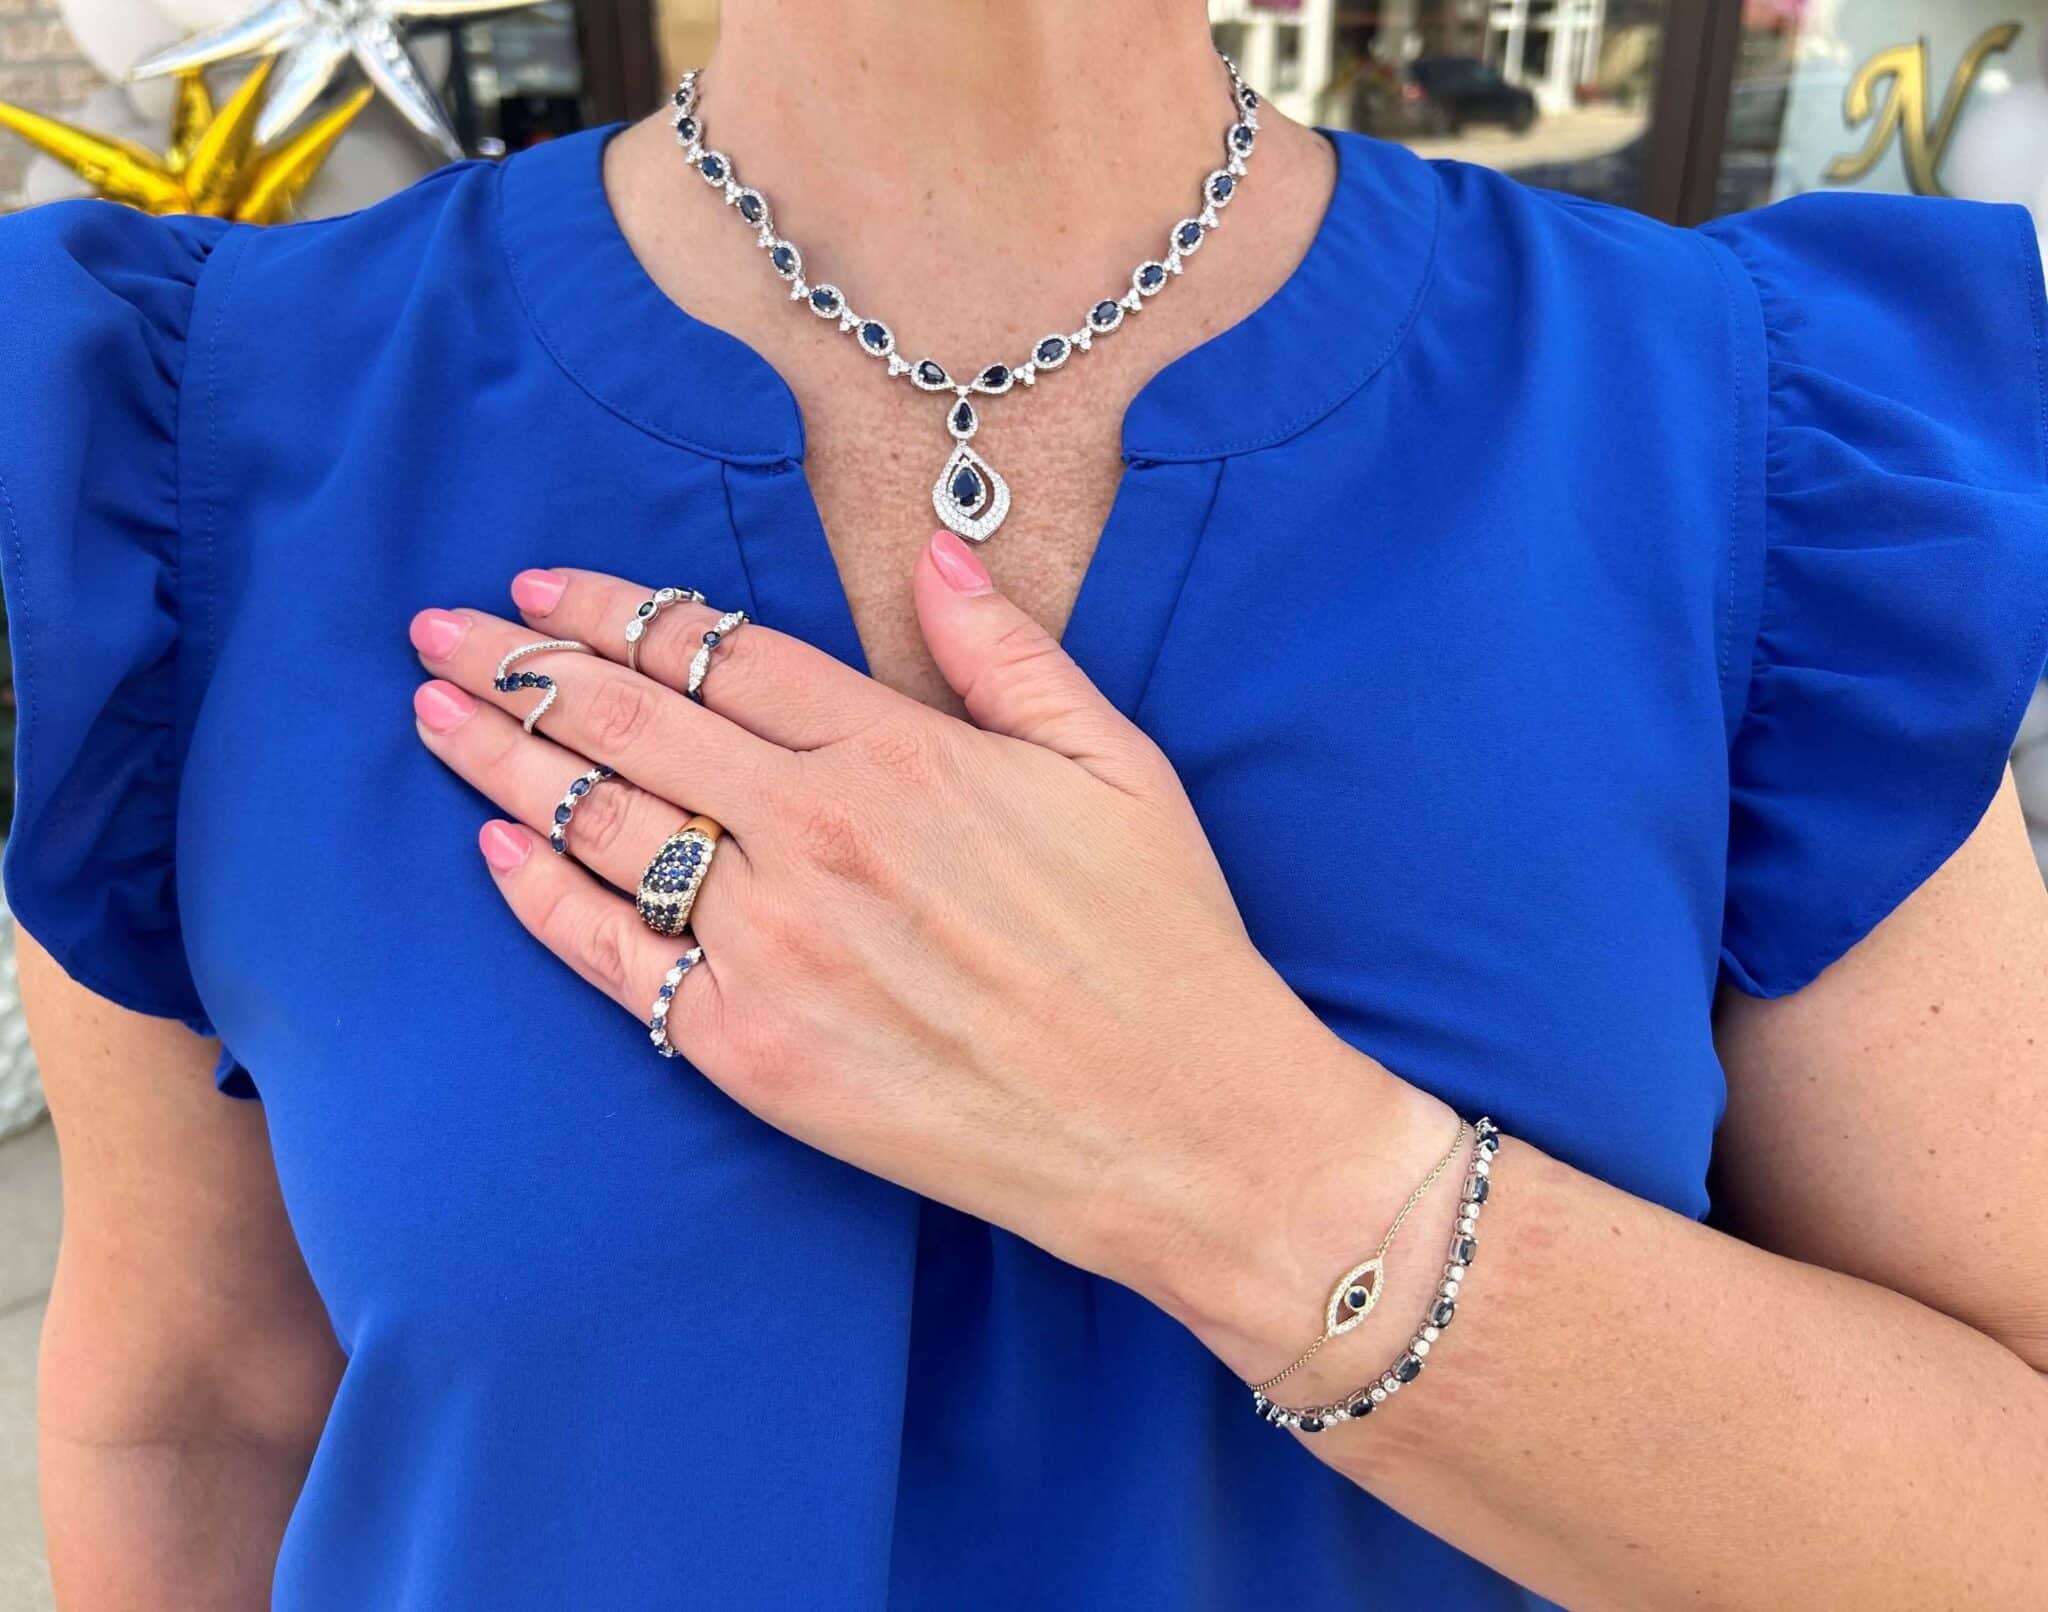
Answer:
[{"left": 509, "top": 567, "right": 899, "bottom": 751}]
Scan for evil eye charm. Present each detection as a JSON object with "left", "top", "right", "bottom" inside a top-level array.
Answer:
[{"left": 1325, "top": 1256, "right": 1385, "bottom": 1335}]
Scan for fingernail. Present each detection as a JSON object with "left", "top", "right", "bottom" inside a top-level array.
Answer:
[
  {"left": 479, "top": 820, "right": 531, "bottom": 872},
  {"left": 928, "top": 529, "right": 993, "bottom": 595},
  {"left": 511, "top": 568, "right": 567, "bottom": 616},
  {"left": 410, "top": 608, "right": 469, "bottom": 661},
  {"left": 413, "top": 681, "right": 476, "bottom": 734}
]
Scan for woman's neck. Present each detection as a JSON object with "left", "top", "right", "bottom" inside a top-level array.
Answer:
[{"left": 700, "top": 0, "right": 1236, "bottom": 263}]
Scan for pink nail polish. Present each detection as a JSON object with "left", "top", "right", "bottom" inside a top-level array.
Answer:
[
  {"left": 479, "top": 820, "right": 530, "bottom": 872},
  {"left": 410, "top": 608, "right": 469, "bottom": 661},
  {"left": 928, "top": 529, "right": 993, "bottom": 595},
  {"left": 414, "top": 681, "right": 476, "bottom": 733},
  {"left": 511, "top": 568, "right": 568, "bottom": 616}
]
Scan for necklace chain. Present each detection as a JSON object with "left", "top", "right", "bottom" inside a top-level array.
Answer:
[{"left": 668, "top": 54, "right": 1261, "bottom": 543}]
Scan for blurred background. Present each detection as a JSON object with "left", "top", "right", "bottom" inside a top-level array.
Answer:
[{"left": 0, "top": 1, "right": 2045, "bottom": 1604}]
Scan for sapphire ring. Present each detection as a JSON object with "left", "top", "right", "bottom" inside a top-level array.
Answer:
[
  {"left": 547, "top": 764, "right": 617, "bottom": 856},
  {"left": 648, "top": 947, "right": 704, "bottom": 1058},
  {"left": 636, "top": 816, "right": 722, "bottom": 936},
  {"left": 624, "top": 586, "right": 707, "bottom": 676},
  {"left": 494, "top": 638, "right": 592, "bottom": 734},
  {"left": 684, "top": 610, "right": 749, "bottom": 704}
]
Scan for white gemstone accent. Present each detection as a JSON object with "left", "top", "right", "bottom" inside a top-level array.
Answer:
[
  {"left": 1198, "top": 205, "right": 1219, "bottom": 228},
  {"left": 1412, "top": 1337, "right": 1431, "bottom": 1357},
  {"left": 1420, "top": 1324, "right": 1440, "bottom": 1342},
  {"left": 1016, "top": 365, "right": 1035, "bottom": 386},
  {"left": 1119, "top": 289, "right": 1142, "bottom": 311},
  {"left": 887, "top": 353, "right": 911, "bottom": 375},
  {"left": 838, "top": 311, "right": 858, "bottom": 332},
  {"left": 1442, "top": 1277, "right": 1461, "bottom": 1298},
  {"left": 1226, "top": 154, "right": 1247, "bottom": 177}
]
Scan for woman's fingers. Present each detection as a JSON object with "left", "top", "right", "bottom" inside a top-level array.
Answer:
[
  {"left": 507, "top": 566, "right": 899, "bottom": 750},
  {"left": 410, "top": 605, "right": 794, "bottom": 835},
  {"left": 475, "top": 819, "right": 720, "bottom": 1061},
  {"left": 414, "top": 680, "right": 723, "bottom": 900},
  {"left": 911, "top": 530, "right": 1158, "bottom": 788}
]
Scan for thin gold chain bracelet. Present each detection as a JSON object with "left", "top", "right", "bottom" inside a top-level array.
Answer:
[{"left": 1249, "top": 1113, "right": 1470, "bottom": 1396}]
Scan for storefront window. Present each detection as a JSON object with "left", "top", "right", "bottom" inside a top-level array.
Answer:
[
  {"left": 1714, "top": 1, "right": 2046, "bottom": 225},
  {"left": 1210, "top": 0, "right": 1671, "bottom": 211}
]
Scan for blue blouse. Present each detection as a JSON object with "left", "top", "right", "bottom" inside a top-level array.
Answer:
[{"left": 3, "top": 126, "right": 2045, "bottom": 1609}]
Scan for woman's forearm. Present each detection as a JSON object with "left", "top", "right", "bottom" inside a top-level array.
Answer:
[{"left": 1144, "top": 1050, "right": 2048, "bottom": 1612}]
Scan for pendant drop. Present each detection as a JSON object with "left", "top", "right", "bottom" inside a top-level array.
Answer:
[{"left": 932, "top": 438, "right": 1010, "bottom": 543}]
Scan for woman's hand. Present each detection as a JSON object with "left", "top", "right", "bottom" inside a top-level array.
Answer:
[{"left": 406, "top": 531, "right": 1382, "bottom": 1313}]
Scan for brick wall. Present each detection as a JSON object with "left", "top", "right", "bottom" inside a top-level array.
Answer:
[{"left": 0, "top": 1, "right": 102, "bottom": 214}]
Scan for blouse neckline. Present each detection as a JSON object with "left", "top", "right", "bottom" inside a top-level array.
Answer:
[{"left": 495, "top": 121, "right": 1440, "bottom": 468}]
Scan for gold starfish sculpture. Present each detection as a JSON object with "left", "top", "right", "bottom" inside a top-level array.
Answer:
[{"left": 0, "top": 60, "right": 371, "bottom": 224}]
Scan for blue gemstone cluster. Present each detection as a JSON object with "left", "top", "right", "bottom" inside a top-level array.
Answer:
[{"left": 494, "top": 671, "right": 554, "bottom": 693}]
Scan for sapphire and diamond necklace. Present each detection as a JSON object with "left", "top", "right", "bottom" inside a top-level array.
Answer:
[{"left": 669, "top": 54, "right": 1260, "bottom": 544}]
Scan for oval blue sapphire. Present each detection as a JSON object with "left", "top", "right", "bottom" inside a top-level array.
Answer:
[
  {"left": 1035, "top": 337, "right": 1065, "bottom": 365},
  {"left": 1231, "top": 122, "right": 1254, "bottom": 151},
  {"left": 980, "top": 365, "right": 1008, "bottom": 388},
  {"left": 738, "top": 193, "right": 764, "bottom": 223},
  {"left": 950, "top": 465, "right": 983, "bottom": 510},
  {"left": 554, "top": 805, "right": 573, "bottom": 824},
  {"left": 1091, "top": 300, "right": 1119, "bottom": 326},
  {"left": 569, "top": 778, "right": 590, "bottom": 796},
  {"left": 1138, "top": 263, "right": 1165, "bottom": 290},
  {"left": 1210, "top": 173, "right": 1234, "bottom": 201},
  {"left": 1177, "top": 222, "right": 1201, "bottom": 249},
  {"left": 951, "top": 400, "right": 974, "bottom": 433},
  {"left": 916, "top": 360, "right": 947, "bottom": 386},
  {"left": 770, "top": 245, "right": 796, "bottom": 275},
  {"left": 809, "top": 286, "right": 839, "bottom": 313},
  {"left": 703, "top": 629, "right": 720, "bottom": 646},
  {"left": 859, "top": 321, "right": 889, "bottom": 351},
  {"left": 699, "top": 153, "right": 725, "bottom": 182}
]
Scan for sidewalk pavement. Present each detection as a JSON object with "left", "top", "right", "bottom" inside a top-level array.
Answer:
[{"left": 0, "top": 1120, "right": 56, "bottom": 1612}]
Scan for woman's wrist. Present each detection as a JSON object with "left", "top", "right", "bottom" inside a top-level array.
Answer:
[{"left": 1105, "top": 998, "right": 1465, "bottom": 1396}]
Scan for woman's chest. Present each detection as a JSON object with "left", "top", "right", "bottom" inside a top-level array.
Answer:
[{"left": 784, "top": 354, "right": 1139, "bottom": 708}]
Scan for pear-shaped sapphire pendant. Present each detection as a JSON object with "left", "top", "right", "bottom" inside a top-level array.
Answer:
[{"left": 932, "top": 390, "right": 1010, "bottom": 542}]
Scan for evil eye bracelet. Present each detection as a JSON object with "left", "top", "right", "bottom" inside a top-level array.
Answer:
[{"left": 1251, "top": 1116, "right": 1499, "bottom": 1433}]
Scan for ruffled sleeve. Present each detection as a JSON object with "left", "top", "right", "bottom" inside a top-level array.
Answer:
[
  {"left": 1702, "top": 191, "right": 2048, "bottom": 998},
  {"left": 0, "top": 200, "right": 234, "bottom": 1033}
]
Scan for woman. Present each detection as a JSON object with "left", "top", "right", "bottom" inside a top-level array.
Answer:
[{"left": 3, "top": 0, "right": 2045, "bottom": 1605}]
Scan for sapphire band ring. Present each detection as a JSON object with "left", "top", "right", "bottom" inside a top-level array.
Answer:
[
  {"left": 636, "top": 815, "right": 722, "bottom": 936},
  {"left": 495, "top": 638, "right": 592, "bottom": 734},
  {"left": 624, "top": 586, "right": 707, "bottom": 675},
  {"left": 548, "top": 764, "right": 617, "bottom": 856},
  {"left": 684, "top": 610, "right": 749, "bottom": 703},
  {"left": 649, "top": 947, "right": 704, "bottom": 1058}
]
